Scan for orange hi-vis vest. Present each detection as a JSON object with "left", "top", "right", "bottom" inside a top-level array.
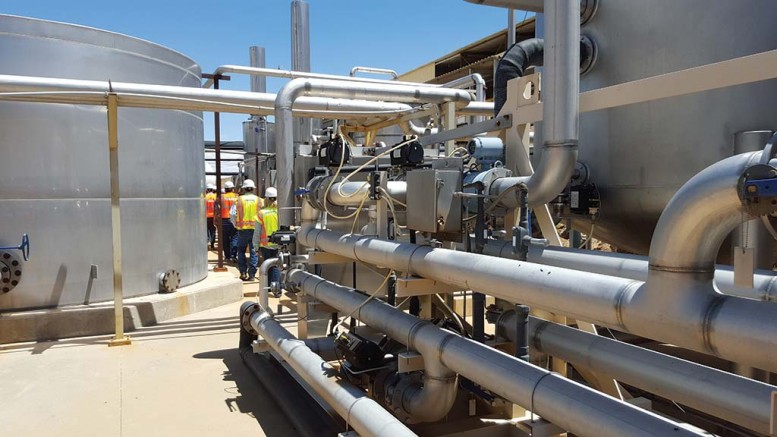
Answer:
[
  {"left": 235, "top": 193, "right": 260, "bottom": 230},
  {"left": 221, "top": 192, "right": 238, "bottom": 219},
  {"left": 205, "top": 192, "right": 216, "bottom": 218}
]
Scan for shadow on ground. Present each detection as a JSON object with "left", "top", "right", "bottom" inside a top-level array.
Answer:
[{"left": 194, "top": 347, "right": 300, "bottom": 437}]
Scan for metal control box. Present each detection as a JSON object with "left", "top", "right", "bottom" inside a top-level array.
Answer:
[{"left": 406, "top": 169, "right": 462, "bottom": 234}]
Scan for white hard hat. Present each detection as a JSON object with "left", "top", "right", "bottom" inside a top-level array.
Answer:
[
  {"left": 242, "top": 179, "right": 256, "bottom": 189},
  {"left": 224, "top": 181, "right": 235, "bottom": 189},
  {"left": 265, "top": 187, "right": 278, "bottom": 198},
  {"left": 206, "top": 183, "right": 216, "bottom": 190}
]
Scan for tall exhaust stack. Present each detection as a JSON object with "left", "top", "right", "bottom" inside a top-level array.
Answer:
[
  {"left": 291, "top": 0, "right": 313, "bottom": 147},
  {"left": 244, "top": 46, "right": 270, "bottom": 190}
]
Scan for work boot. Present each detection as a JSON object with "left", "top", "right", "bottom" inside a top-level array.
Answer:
[
  {"left": 240, "top": 273, "right": 249, "bottom": 281},
  {"left": 247, "top": 276, "right": 256, "bottom": 282}
]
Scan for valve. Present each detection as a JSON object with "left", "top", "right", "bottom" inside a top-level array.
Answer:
[{"left": 739, "top": 164, "right": 777, "bottom": 216}]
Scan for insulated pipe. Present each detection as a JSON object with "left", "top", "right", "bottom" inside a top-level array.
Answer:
[
  {"left": 274, "top": 78, "right": 472, "bottom": 226},
  {"left": 494, "top": 38, "right": 544, "bottom": 116},
  {"left": 0, "top": 74, "right": 417, "bottom": 118},
  {"left": 290, "top": 271, "right": 457, "bottom": 423},
  {"left": 288, "top": 270, "right": 702, "bottom": 437},
  {"left": 248, "top": 310, "right": 417, "bottom": 437},
  {"left": 482, "top": 241, "right": 777, "bottom": 302},
  {"left": 326, "top": 181, "right": 407, "bottom": 207},
  {"left": 350, "top": 66, "right": 399, "bottom": 79},
  {"left": 297, "top": 226, "right": 777, "bottom": 372},
  {"left": 496, "top": 312, "right": 777, "bottom": 435}
]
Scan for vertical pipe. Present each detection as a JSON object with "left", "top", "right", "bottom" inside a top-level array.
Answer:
[
  {"left": 107, "top": 93, "right": 130, "bottom": 346},
  {"left": 213, "top": 78, "right": 227, "bottom": 272},
  {"left": 250, "top": 46, "right": 267, "bottom": 193},
  {"left": 514, "top": 304, "right": 529, "bottom": 361},
  {"left": 291, "top": 0, "right": 313, "bottom": 147},
  {"left": 473, "top": 293, "right": 485, "bottom": 342},
  {"left": 507, "top": 8, "right": 516, "bottom": 48},
  {"left": 249, "top": 46, "right": 266, "bottom": 94},
  {"left": 542, "top": 0, "right": 580, "bottom": 147}
]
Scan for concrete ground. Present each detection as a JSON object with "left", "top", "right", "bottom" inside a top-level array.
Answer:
[{"left": 0, "top": 251, "right": 301, "bottom": 437}]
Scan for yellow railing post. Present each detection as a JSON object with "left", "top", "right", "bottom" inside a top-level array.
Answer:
[{"left": 107, "top": 92, "right": 131, "bottom": 347}]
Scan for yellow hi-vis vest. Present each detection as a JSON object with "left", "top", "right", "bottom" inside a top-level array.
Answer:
[
  {"left": 257, "top": 205, "right": 279, "bottom": 247},
  {"left": 235, "top": 194, "right": 260, "bottom": 230}
]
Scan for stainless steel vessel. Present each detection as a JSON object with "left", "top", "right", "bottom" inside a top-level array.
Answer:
[
  {"left": 573, "top": 0, "right": 777, "bottom": 254},
  {"left": 0, "top": 15, "right": 206, "bottom": 310}
]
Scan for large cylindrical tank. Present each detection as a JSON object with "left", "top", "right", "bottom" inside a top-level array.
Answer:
[
  {"left": 0, "top": 15, "right": 206, "bottom": 310},
  {"left": 567, "top": 1, "right": 777, "bottom": 254}
]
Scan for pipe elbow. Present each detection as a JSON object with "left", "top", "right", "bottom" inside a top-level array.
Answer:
[
  {"left": 401, "top": 376, "right": 458, "bottom": 422},
  {"left": 448, "top": 88, "right": 473, "bottom": 109},
  {"left": 274, "top": 78, "right": 310, "bottom": 109},
  {"left": 648, "top": 151, "right": 763, "bottom": 273},
  {"left": 525, "top": 144, "right": 578, "bottom": 206}
]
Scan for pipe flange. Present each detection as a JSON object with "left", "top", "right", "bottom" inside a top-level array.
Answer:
[
  {"left": 580, "top": 34, "right": 598, "bottom": 76},
  {"left": 158, "top": 269, "right": 181, "bottom": 293},
  {"left": 580, "top": 0, "right": 599, "bottom": 25},
  {"left": 305, "top": 175, "right": 350, "bottom": 216},
  {"left": 387, "top": 373, "right": 420, "bottom": 423},
  {"left": 305, "top": 175, "right": 332, "bottom": 211},
  {"left": 0, "top": 251, "right": 22, "bottom": 294},
  {"left": 240, "top": 302, "right": 261, "bottom": 336}
]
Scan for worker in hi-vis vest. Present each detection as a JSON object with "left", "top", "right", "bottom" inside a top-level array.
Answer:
[
  {"left": 233, "top": 179, "right": 260, "bottom": 281},
  {"left": 254, "top": 186, "right": 281, "bottom": 293},
  {"left": 221, "top": 181, "right": 239, "bottom": 262},
  {"left": 205, "top": 184, "right": 217, "bottom": 249}
]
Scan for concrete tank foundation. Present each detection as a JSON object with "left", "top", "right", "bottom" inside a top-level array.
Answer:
[{"left": 0, "top": 272, "right": 242, "bottom": 344}]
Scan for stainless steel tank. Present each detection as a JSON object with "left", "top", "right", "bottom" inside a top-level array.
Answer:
[
  {"left": 569, "top": 0, "right": 777, "bottom": 254},
  {"left": 0, "top": 15, "right": 206, "bottom": 310}
]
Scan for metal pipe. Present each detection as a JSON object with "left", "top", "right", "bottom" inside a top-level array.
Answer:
[
  {"left": 213, "top": 77, "right": 227, "bottom": 272},
  {"left": 0, "top": 74, "right": 417, "bottom": 118},
  {"left": 326, "top": 181, "right": 407, "bottom": 207},
  {"left": 204, "top": 65, "right": 450, "bottom": 89},
  {"left": 290, "top": 270, "right": 457, "bottom": 422},
  {"left": 507, "top": 9, "right": 516, "bottom": 48},
  {"left": 297, "top": 226, "right": 777, "bottom": 372},
  {"left": 483, "top": 241, "right": 777, "bottom": 302},
  {"left": 274, "top": 78, "right": 472, "bottom": 226},
  {"left": 259, "top": 257, "right": 281, "bottom": 309},
  {"left": 249, "top": 46, "right": 266, "bottom": 94},
  {"left": 288, "top": 270, "right": 702, "bottom": 437},
  {"left": 496, "top": 312, "right": 777, "bottom": 434},
  {"left": 350, "top": 66, "right": 399, "bottom": 79},
  {"left": 291, "top": 0, "right": 314, "bottom": 148},
  {"left": 464, "top": 0, "right": 545, "bottom": 12},
  {"left": 248, "top": 310, "right": 417, "bottom": 437},
  {"left": 485, "top": 0, "right": 580, "bottom": 207},
  {"left": 649, "top": 151, "right": 763, "bottom": 274}
]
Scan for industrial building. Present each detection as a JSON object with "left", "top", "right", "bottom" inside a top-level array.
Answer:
[{"left": 2, "top": 1, "right": 777, "bottom": 436}]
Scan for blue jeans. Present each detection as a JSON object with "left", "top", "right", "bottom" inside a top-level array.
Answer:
[
  {"left": 236, "top": 229, "right": 258, "bottom": 277},
  {"left": 260, "top": 247, "right": 281, "bottom": 285},
  {"left": 221, "top": 220, "right": 236, "bottom": 260}
]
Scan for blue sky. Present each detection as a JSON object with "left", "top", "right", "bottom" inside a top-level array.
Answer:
[{"left": 2, "top": 1, "right": 525, "bottom": 140}]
